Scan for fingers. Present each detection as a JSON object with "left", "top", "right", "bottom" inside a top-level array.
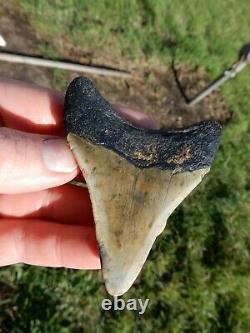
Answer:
[
  {"left": 0, "top": 127, "right": 78, "bottom": 194},
  {"left": 0, "top": 79, "right": 64, "bottom": 135},
  {"left": 0, "top": 219, "right": 100, "bottom": 269},
  {"left": 114, "top": 105, "right": 158, "bottom": 129},
  {"left": 0, "top": 185, "right": 93, "bottom": 226},
  {"left": 0, "top": 79, "right": 158, "bottom": 136}
]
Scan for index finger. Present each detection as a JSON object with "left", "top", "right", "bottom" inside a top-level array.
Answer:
[{"left": 0, "top": 79, "right": 65, "bottom": 135}]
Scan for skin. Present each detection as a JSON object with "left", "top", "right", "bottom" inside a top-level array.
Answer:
[{"left": 0, "top": 79, "right": 156, "bottom": 270}]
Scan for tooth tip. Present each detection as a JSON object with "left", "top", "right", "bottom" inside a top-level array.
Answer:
[{"left": 105, "top": 280, "right": 130, "bottom": 296}]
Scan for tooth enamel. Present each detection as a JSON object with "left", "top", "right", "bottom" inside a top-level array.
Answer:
[{"left": 68, "top": 133, "right": 209, "bottom": 296}]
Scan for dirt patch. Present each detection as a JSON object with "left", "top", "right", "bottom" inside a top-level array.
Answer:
[
  {"left": 0, "top": 2, "right": 232, "bottom": 128},
  {"left": 92, "top": 66, "right": 231, "bottom": 128},
  {"left": 0, "top": 1, "right": 53, "bottom": 87},
  {"left": 0, "top": 1, "right": 39, "bottom": 53}
]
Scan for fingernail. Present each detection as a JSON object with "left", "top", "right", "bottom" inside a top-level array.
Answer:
[{"left": 42, "top": 138, "right": 77, "bottom": 173}]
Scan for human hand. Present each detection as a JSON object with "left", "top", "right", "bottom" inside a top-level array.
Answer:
[{"left": 0, "top": 79, "right": 156, "bottom": 269}]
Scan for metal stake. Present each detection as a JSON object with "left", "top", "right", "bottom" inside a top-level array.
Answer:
[
  {"left": 187, "top": 44, "right": 250, "bottom": 107},
  {"left": 0, "top": 51, "right": 131, "bottom": 78}
]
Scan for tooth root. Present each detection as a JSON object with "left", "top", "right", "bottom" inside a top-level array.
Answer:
[{"left": 68, "top": 133, "right": 209, "bottom": 296}]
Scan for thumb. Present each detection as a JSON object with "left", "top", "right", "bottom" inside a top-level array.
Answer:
[{"left": 0, "top": 127, "right": 78, "bottom": 194}]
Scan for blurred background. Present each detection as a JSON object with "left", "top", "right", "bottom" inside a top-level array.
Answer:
[{"left": 0, "top": 1, "right": 249, "bottom": 332}]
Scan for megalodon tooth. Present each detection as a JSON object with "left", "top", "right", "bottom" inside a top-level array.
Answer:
[{"left": 63, "top": 77, "right": 222, "bottom": 296}]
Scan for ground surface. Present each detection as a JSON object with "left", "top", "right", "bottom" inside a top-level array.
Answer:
[
  {"left": 0, "top": 1, "right": 249, "bottom": 333},
  {"left": 0, "top": 1, "right": 231, "bottom": 128}
]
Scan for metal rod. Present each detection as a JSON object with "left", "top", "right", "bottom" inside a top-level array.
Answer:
[
  {"left": 187, "top": 59, "right": 249, "bottom": 107},
  {"left": 0, "top": 35, "right": 6, "bottom": 47},
  {"left": 0, "top": 51, "right": 131, "bottom": 78},
  {"left": 187, "top": 44, "right": 250, "bottom": 107}
]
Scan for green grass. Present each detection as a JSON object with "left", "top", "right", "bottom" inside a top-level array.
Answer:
[
  {"left": 20, "top": 0, "right": 250, "bottom": 72},
  {"left": 0, "top": 0, "right": 249, "bottom": 332}
]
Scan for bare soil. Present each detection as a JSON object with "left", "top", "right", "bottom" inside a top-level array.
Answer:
[{"left": 0, "top": 2, "right": 232, "bottom": 129}]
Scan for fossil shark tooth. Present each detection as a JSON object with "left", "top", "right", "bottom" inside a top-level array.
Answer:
[{"left": 64, "top": 77, "right": 222, "bottom": 296}]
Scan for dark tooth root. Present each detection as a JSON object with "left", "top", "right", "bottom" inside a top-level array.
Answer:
[{"left": 64, "top": 76, "right": 222, "bottom": 172}]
